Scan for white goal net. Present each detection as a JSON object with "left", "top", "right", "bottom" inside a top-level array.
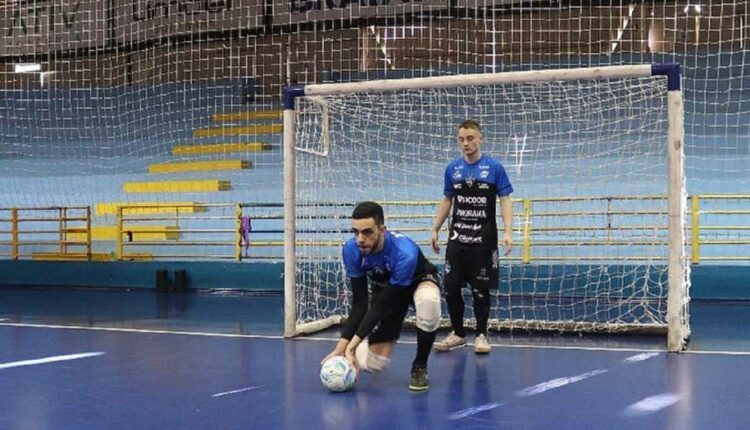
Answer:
[{"left": 285, "top": 65, "right": 689, "bottom": 350}]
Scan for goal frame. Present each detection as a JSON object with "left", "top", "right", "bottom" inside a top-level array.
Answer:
[{"left": 282, "top": 63, "right": 688, "bottom": 352}]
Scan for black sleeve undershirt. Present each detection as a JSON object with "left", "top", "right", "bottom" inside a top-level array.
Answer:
[
  {"left": 340, "top": 276, "right": 368, "bottom": 340},
  {"left": 354, "top": 283, "right": 411, "bottom": 340}
]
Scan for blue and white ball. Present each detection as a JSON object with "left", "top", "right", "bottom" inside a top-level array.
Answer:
[{"left": 320, "top": 356, "right": 357, "bottom": 392}]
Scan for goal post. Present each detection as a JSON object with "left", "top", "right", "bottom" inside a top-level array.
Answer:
[{"left": 283, "top": 64, "right": 689, "bottom": 352}]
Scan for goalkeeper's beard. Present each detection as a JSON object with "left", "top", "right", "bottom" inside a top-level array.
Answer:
[{"left": 359, "top": 234, "right": 384, "bottom": 256}]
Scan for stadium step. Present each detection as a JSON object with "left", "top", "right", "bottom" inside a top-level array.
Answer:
[
  {"left": 193, "top": 124, "right": 282, "bottom": 138},
  {"left": 171, "top": 142, "right": 274, "bottom": 156},
  {"left": 64, "top": 225, "right": 180, "bottom": 242},
  {"left": 147, "top": 159, "right": 251, "bottom": 174},
  {"left": 212, "top": 110, "right": 282, "bottom": 122},
  {"left": 31, "top": 252, "right": 153, "bottom": 261},
  {"left": 123, "top": 180, "right": 231, "bottom": 193},
  {"left": 95, "top": 202, "right": 206, "bottom": 216}
]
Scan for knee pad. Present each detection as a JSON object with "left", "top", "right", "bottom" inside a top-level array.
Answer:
[
  {"left": 367, "top": 352, "right": 392, "bottom": 373},
  {"left": 414, "top": 283, "right": 441, "bottom": 332},
  {"left": 355, "top": 341, "right": 392, "bottom": 373}
]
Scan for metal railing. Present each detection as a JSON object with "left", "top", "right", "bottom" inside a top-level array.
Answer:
[
  {"left": 0, "top": 206, "right": 91, "bottom": 259},
  {"left": 116, "top": 203, "right": 242, "bottom": 261},
  {"left": 0, "top": 195, "right": 748, "bottom": 263},
  {"left": 689, "top": 195, "right": 750, "bottom": 264}
]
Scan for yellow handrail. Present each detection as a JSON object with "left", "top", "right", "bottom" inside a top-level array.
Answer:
[
  {"left": 691, "top": 195, "right": 700, "bottom": 264},
  {"left": 522, "top": 199, "right": 532, "bottom": 264},
  {"left": 11, "top": 208, "right": 18, "bottom": 260},
  {"left": 116, "top": 206, "right": 123, "bottom": 261},
  {"left": 235, "top": 203, "right": 243, "bottom": 261}
]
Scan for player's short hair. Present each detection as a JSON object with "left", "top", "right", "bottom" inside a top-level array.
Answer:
[
  {"left": 459, "top": 119, "right": 482, "bottom": 133},
  {"left": 352, "top": 201, "right": 384, "bottom": 225}
]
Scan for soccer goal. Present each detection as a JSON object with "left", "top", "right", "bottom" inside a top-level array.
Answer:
[{"left": 283, "top": 64, "right": 690, "bottom": 352}]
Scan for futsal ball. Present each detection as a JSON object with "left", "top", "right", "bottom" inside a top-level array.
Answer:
[{"left": 320, "top": 356, "right": 357, "bottom": 392}]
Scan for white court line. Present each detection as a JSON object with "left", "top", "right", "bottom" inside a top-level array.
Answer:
[
  {"left": 449, "top": 351, "right": 664, "bottom": 421},
  {"left": 622, "top": 393, "right": 681, "bottom": 416},
  {"left": 2, "top": 322, "right": 750, "bottom": 356},
  {"left": 0, "top": 322, "right": 283, "bottom": 340},
  {"left": 448, "top": 402, "right": 506, "bottom": 420},
  {"left": 290, "top": 336, "right": 730, "bottom": 356},
  {"left": 623, "top": 352, "right": 660, "bottom": 363},
  {"left": 449, "top": 369, "right": 608, "bottom": 420},
  {"left": 212, "top": 385, "right": 263, "bottom": 398},
  {"left": 0, "top": 352, "right": 104, "bottom": 370},
  {"left": 679, "top": 349, "right": 750, "bottom": 356},
  {"left": 514, "top": 369, "right": 608, "bottom": 398}
]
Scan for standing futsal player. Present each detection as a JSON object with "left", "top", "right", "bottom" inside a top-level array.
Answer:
[
  {"left": 431, "top": 120, "right": 513, "bottom": 354},
  {"left": 321, "top": 201, "right": 442, "bottom": 391}
]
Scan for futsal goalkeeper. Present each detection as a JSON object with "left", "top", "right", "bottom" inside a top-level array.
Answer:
[
  {"left": 320, "top": 201, "right": 441, "bottom": 392},
  {"left": 431, "top": 119, "right": 514, "bottom": 354}
]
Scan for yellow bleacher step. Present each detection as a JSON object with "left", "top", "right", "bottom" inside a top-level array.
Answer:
[
  {"left": 65, "top": 225, "right": 179, "bottom": 242},
  {"left": 124, "top": 180, "right": 230, "bottom": 193},
  {"left": 172, "top": 142, "right": 274, "bottom": 156},
  {"left": 148, "top": 159, "right": 251, "bottom": 174},
  {"left": 212, "top": 110, "right": 282, "bottom": 122},
  {"left": 32, "top": 252, "right": 153, "bottom": 262},
  {"left": 96, "top": 202, "right": 206, "bottom": 216},
  {"left": 193, "top": 124, "right": 282, "bottom": 138}
]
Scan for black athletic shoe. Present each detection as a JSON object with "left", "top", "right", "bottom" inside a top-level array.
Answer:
[{"left": 409, "top": 364, "right": 429, "bottom": 392}]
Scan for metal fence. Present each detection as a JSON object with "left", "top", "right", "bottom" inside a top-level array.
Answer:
[{"left": 0, "top": 195, "right": 748, "bottom": 263}]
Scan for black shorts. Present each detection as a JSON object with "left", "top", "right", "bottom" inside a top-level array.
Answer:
[
  {"left": 368, "top": 266, "right": 440, "bottom": 344},
  {"left": 444, "top": 244, "right": 499, "bottom": 292}
]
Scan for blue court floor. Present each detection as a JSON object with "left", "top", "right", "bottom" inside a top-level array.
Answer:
[{"left": 1, "top": 286, "right": 749, "bottom": 429}]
